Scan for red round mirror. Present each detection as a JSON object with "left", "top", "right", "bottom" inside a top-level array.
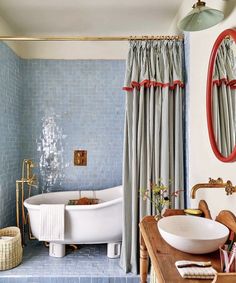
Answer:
[{"left": 206, "top": 29, "right": 236, "bottom": 162}]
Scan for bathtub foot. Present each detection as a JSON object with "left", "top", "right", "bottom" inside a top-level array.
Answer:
[
  {"left": 67, "top": 244, "right": 78, "bottom": 251},
  {"left": 107, "top": 242, "right": 121, "bottom": 258},
  {"left": 49, "top": 243, "right": 66, "bottom": 257}
]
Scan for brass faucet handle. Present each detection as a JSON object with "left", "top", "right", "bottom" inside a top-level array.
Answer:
[
  {"left": 27, "top": 174, "right": 38, "bottom": 188},
  {"left": 225, "top": 180, "right": 235, "bottom": 195},
  {"left": 30, "top": 162, "right": 37, "bottom": 168},
  {"left": 209, "top": 177, "right": 223, "bottom": 184}
]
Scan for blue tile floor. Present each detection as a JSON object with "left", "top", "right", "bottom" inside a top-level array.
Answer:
[{"left": 0, "top": 241, "right": 140, "bottom": 283}]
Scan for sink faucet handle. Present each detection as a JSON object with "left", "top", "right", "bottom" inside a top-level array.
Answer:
[{"left": 225, "top": 180, "right": 235, "bottom": 195}]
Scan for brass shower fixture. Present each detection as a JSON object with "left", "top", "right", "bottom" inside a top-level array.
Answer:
[{"left": 16, "top": 159, "right": 38, "bottom": 244}]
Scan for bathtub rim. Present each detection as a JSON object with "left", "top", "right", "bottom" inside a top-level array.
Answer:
[{"left": 24, "top": 185, "right": 123, "bottom": 211}]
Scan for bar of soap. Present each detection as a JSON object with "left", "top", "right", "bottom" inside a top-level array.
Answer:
[{"left": 184, "top": 209, "right": 202, "bottom": 216}]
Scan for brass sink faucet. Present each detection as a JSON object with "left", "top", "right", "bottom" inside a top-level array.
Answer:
[{"left": 191, "top": 178, "right": 236, "bottom": 199}]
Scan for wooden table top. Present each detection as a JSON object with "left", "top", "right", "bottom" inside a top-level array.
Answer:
[{"left": 140, "top": 215, "right": 221, "bottom": 283}]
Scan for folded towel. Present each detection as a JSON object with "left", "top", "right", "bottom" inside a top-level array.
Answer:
[
  {"left": 175, "top": 260, "right": 217, "bottom": 279},
  {"left": 39, "top": 204, "right": 65, "bottom": 241}
]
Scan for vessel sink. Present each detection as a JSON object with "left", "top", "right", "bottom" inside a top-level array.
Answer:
[{"left": 158, "top": 215, "right": 229, "bottom": 254}]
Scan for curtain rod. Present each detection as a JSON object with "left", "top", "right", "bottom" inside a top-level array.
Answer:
[{"left": 0, "top": 35, "right": 184, "bottom": 41}]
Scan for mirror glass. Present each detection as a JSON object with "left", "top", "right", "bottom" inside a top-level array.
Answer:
[
  {"left": 207, "top": 30, "right": 236, "bottom": 162},
  {"left": 210, "top": 33, "right": 236, "bottom": 159}
]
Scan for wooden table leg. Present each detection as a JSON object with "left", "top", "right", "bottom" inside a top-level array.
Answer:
[{"left": 140, "top": 233, "right": 148, "bottom": 283}]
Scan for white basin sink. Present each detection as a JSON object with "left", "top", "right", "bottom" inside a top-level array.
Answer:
[{"left": 158, "top": 215, "right": 229, "bottom": 254}]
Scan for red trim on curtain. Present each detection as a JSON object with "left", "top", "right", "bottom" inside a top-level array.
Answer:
[
  {"left": 213, "top": 79, "right": 236, "bottom": 89},
  {"left": 123, "top": 80, "right": 185, "bottom": 91}
]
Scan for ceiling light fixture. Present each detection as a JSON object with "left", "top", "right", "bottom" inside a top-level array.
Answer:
[{"left": 178, "top": 0, "right": 224, "bottom": 32}]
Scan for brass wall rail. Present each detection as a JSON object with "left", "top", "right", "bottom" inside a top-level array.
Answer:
[{"left": 0, "top": 35, "right": 184, "bottom": 41}]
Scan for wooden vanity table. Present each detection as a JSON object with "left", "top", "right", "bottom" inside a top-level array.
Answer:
[{"left": 139, "top": 201, "right": 236, "bottom": 283}]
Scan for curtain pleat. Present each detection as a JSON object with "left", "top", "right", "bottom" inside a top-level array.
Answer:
[{"left": 120, "top": 40, "right": 185, "bottom": 273}]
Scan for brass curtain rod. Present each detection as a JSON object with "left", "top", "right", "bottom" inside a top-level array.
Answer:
[{"left": 0, "top": 35, "right": 184, "bottom": 41}]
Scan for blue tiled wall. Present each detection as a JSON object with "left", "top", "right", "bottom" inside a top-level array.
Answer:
[
  {"left": 0, "top": 43, "right": 22, "bottom": 227},
  {"left": 0, "top": 43, "right": 125, "bottom": 225},
  {"left": 21, "top": 60, "right": 125, "bottom": 192}
]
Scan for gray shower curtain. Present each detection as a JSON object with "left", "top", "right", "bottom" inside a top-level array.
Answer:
[
  {"left": 120, "top": 40, "right": 185, "bottom": 273},
  {"left": 212, "top": 39, "right": 236, "bottom": 157}
]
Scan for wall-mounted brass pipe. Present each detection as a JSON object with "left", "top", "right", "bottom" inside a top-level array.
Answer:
[{"left": 191, "top": 178, "right": 236, "bottom": 199}]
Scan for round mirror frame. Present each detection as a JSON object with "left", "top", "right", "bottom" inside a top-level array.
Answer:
[{"left": 206, "top": 28, "right": 236, "bottom": 162}]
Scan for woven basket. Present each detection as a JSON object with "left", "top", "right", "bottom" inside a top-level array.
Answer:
[{"left": 0, "top": 226, "right": 23, "bottom": 270}]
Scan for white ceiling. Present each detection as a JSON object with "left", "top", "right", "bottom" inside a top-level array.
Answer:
[
  {"left": 0, "top": 0, "right": 185, "bottom": 35},
  {"left": 0, "top": 0, "right": 231, "bottom": 59}
]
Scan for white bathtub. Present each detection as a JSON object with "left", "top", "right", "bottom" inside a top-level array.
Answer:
[{"left": 24, "top": 185, "right": 123, "bottom": 258}]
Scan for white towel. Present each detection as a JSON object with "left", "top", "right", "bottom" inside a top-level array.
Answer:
[
  {"left": 175, "top": 260, "right": 217, "bottom": 279},
  {"left": 39, "top": 204, "right": 65, "bottom": 241}
]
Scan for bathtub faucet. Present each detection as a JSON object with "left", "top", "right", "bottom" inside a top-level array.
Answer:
[
  {"left": 25, "top": 160, "right": 38, "bottom": 188},
  {"left": 16, "top": 159, "right": 38, "bottom": 244}
]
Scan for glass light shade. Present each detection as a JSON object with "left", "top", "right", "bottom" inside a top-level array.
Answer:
[{"left": 178, "top": 6, "right": 224, "bottom": 32}]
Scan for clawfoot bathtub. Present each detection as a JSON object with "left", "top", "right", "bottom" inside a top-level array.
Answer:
[{"left": 24, "top": 185, "right": 122, "bottom": 258}]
